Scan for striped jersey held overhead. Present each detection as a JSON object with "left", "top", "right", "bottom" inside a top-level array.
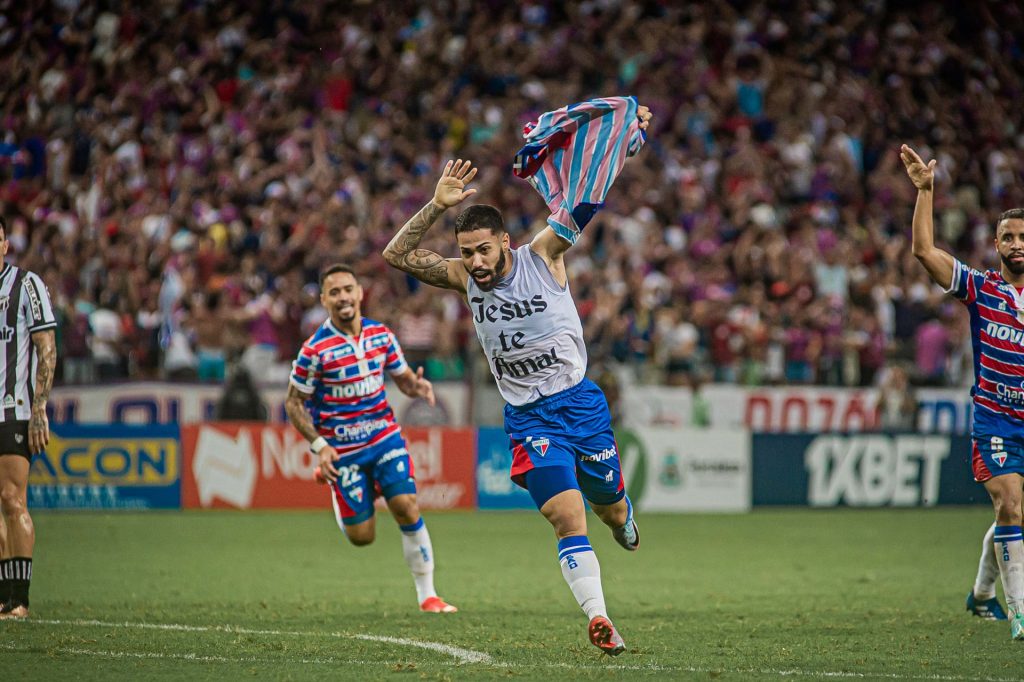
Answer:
[
  {"left": 289, "top": 317, "right": 409, "bottom": 456},
  {"left": 949, "top": 258, "right": 1024, "bottom": 421},
  {"left": 0, "top": 264, "right": 56, "bottom": 422},
  {"left": 513, "top": 96, "right": 647, "bottom": 245}
]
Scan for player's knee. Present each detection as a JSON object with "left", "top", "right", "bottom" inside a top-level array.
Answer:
[
  {"left": 345, "top": 529, "right": 375, "bottom": 546},
  {"left": 993, "top": 496, "right": 1023, "bottom": 524},
  {"left": 387, "top": 496, "right": 419, "bottom": 525},
  {"left": 0, "top": 484, "right": 26, "bottom": 515},
  {"left": 539, "top": 492, "right": 587, "bottom": 538}
]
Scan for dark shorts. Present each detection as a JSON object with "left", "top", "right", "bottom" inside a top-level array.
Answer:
[{"left": 0, "top": 420, "right": 31, "bottom": 460}]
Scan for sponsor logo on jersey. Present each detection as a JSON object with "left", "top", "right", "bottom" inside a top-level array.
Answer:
[
  {"left": 996, "top": 382, "right": 1024, "bottom": 403},
  {"left": 334, "top": 418, "right": 392, "bottom": 441},
  {"left": 329, "top": 374, "right": 384, "bottom": 399},
  {"left": 985, "top": 322, "right": 1024, "bottom": 344},
  {"left": 378, "top": 448, "right": 406, "bottom": 465},
  {"left": 26, "top": 281, "right": 43, "bottom": 320},
  {"left": 0, "top": 296, "right": 9, "bottom": 312},
  {"left": 580, "top": 447, "right": 617, "bottom": 462}
]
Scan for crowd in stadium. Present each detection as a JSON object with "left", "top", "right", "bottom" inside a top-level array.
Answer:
[{"left": 3, "top": 0, "right": 1023, "bottom": 389}]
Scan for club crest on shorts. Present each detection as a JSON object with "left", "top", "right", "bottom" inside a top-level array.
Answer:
[
  {"left": 349, "top": 487, "right": 364, "bottom": 503},
  {"left": 527, "top": 437, "right": 550, "bottom": 457},
  {"left": 14, "top": 434, "right": 22, "bottom": 444},
  {"left": 994, "top": 451, "right": 1008, "bottom": 467}
]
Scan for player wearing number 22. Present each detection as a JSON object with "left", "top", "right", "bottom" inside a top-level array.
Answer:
[
  {"left": 902, "top": 144, "right": 1024, "bottom": 640},
  {"left": 384, "top": 97, "right": 652, "bottom": 654},
  {"left": 285, "top": 263, "right": 456, "bottom": 614}
]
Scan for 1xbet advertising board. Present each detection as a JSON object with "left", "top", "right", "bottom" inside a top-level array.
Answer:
[
  {"left": 752, "top": 433, "right": 984, "bottom": 506},
  {"left": 28, "top": 424, "right": 182, "bottom": 509}
]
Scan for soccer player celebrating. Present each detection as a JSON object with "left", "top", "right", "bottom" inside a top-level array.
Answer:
[
  {"left": 285, "top": 264, "right": 456, "bottom": 614},
  {"left": 384, "top": 98, "right": 651, "bottom": 655},
  {"left": 902, "top": 144, "right": 1024, "bottom": 639}
]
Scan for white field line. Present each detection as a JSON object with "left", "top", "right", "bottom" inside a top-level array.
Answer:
[
  {"left": 16, "top": 617, "right": 491, "bottom": 664},
  {"left": 3, "top": 617, "right": 1020, "bottom": 681}
]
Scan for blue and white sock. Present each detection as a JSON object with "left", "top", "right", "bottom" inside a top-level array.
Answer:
[
  {"left": 974, "top": 522, "right": 999, "bottom": 600},
  {"left": 558, "top": 535, "right": 607, "bottom": 620},
  {"left": 994, "top": 525, "right": 1024, "bottom": 617},
  {"left": 400, "top": 518, "right": 436, "bottom": 603}
]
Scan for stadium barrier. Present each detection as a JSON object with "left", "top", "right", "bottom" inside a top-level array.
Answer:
[
  {"left": 49, "top": 382, "right": 970, "bottom": 433},
  {"left": 48, "top": 381, "right": 472, "bottom": 426},
  {"left": 620, "top": 385, "right": 971, "bottom": 433},
  {"left": 751, "top": 433, "right": 983, "bottom": 506},
  {"left": 28, "top": 424, "right": 182, "bottom": 510},
  {"left": 29, "top": 421, "right": 986, "bottom": 511},
  {"left": 180, "top": 423, "right": 476, "bottom": 510}
]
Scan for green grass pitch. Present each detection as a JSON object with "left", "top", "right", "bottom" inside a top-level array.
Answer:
[{"left": 2, "top": 507, "right": 1021, "bottom": 680}]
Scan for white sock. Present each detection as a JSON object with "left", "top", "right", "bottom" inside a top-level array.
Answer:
[
  {"left": 558, "top": 535, "right": 607, "bottom": 620},
  {"left": 974, "top": 522, "right": 999, "bottom": 600},
  {"left": 994, "top": 525, "right": 1024, "bottom": 617},
  {"left": 400, "top": 518, "right": 436, "bottom": 604}
]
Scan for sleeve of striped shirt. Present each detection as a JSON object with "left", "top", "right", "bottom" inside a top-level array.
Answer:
[
  {"left": 384, "top": 329, "right": 410, "bottom": 375},
  {"left": 23, "top": 272, "right": 57, "bottom": 332},
  {"left": 289, "top": 341, "right": 320, "bottom": 394},
  {"left": 944, "top": 258, "right": 983, "bottom": 304}
]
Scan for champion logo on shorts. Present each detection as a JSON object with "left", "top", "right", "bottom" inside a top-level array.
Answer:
[
  {"left": 994, "top": 451, "right": 1008, "bottom": 467},
  {"left": 528, "top": 437, "right": 550, "bottom": 456}
]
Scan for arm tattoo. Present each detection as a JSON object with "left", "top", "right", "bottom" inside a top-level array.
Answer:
[
  {"left": 383, "top": 202, "right": 455, "bottom": 289},
  {"left": 284, "top": 384, "right": 320, "bottom": 443},
  {"left": 31, "top": 330, "right": 56, "bottom": 413}
]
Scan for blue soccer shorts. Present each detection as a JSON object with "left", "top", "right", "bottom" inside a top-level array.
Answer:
[
  {"left": 504, "top": 378, "right": 625, "bottom": 508},
  {"left": 972, "top": 408, "right": 1024, "bottom": 482},
  {"left": 328, "top": 432, "right": 417, "bottom": 526}
]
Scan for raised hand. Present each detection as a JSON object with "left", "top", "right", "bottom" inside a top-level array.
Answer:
[
  {"left": 432, "top": 159, "right": 478, "bottom": 209},
  {"left": 637, "top": 105, "right": 653, "bottom": 131},
  {"left": 900, "top": 144, "right": 936, "bottom": 191}
]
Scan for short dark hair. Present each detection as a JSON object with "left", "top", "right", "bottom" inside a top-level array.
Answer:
[
  {"left": 454, "top": 204, "right": 504, "bottom": 236},
  {"left": 998, "top": 208, "right": 1024, "bottom": 230},
  {"left": 320, "top": 263, "right": 357, "bottom": 289}
]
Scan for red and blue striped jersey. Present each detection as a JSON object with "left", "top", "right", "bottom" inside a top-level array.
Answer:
[
  {"left": 513, "top": 96, "right": 646, "bottom": 245},
  {"left": 289, "top": 317, "right": 408, "bottom": 456},
  {"left": 949, "top": 258, "right": 1024, "bottom": 422}
]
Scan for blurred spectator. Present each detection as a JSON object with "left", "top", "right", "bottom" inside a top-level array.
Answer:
[
  {"left": 877, "top": 364, "right": 918, "bottom": 431},
  {"left": 214, "top": 368, "right": 268, "bottom": 421},
  {"left": 1, "top": 1, "right": 1020, "bottom": 392}
]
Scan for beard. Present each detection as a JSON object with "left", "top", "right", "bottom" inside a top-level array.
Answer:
[
  {"left": 1002, "top": 252, "right": 1024, "bottom": 275},
  {"left": 334, "top": 305, "right": 358, "bottom": 325},
  {"left": 472, "top": 249, "right": 508, "bottom": 292}
]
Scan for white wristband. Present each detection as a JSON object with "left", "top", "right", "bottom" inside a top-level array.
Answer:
[{"left": 311, "top": 437, "right": 328, "bottom": 454}]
